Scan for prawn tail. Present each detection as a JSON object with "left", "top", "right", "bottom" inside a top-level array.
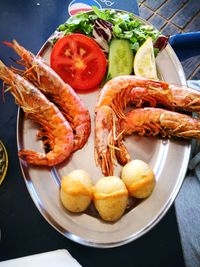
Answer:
[{"left": 18, "top": 150, "right": 49, "bottom": 166}]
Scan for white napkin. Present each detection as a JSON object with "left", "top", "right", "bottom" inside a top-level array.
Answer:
[{"left": 0, "top": 249, "right": 82, "bottom": 267}]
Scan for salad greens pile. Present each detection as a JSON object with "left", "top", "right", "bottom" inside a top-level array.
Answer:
[{"left": 53, "top": 7, "right": 160, "bottom": 53}]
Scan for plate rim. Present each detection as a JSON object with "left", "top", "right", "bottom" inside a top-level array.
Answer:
[{"left": 16, "top": 9, "right": 191, "bottom": 248}]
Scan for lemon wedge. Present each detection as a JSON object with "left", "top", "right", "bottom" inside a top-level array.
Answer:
[
  {"left": 0, "top": 140, "right": 8, "bottom": 185},
  {"left": 134, "top": 37, "right": 158, "bottom": 79}
]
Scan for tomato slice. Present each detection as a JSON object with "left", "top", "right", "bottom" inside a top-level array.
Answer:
[{"left": 50, "top": 33, "right": 107, "bottom": 91}]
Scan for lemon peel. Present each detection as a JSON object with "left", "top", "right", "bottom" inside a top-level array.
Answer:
[{"left": 134, "top": 37, "right": 158, "bottom": 80}]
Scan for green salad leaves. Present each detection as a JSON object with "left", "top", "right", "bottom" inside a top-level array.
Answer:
[{"left": 54, "top": 7, "right": 160, "bottom": 53}]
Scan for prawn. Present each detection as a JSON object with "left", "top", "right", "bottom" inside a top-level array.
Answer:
[
  {"left": 120, "top": 107, "right": 200, "bottom": 139},
  {"left": 4, "top": 40, "right": 91, "bottom": 151},
  {"left": 96, "top": 75, "right": 200, "bottom": 114},
  {"left": 94, "top": 106, "right": 130, "bottom": 176},
  {"left": 95, "top": 75, "right": 200, "bottom": 175},
  {"left": 0, "top": 60, "right": 74, "bottom": 166}
]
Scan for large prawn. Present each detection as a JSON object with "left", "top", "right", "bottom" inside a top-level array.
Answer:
[
  {"left": 95, "top": 104, "right": 141, "bottom": 176},
  {"left": 95, "top": 106, "right": 130, "bottom": 176},
  {"left": 120, "top": 107, "right": 200, "bottom": 139},
  {"left": 96, "top": 75, "right": 200, "bottom": 114},
  {"left": 95, "top": 76, "right": 200, "bottom": 175},
  {"left": 4, "top": 40, "right": 91, "bottom": 151},
  {"left": 0, "top": 60, "right": 74, "bottom": 166}
]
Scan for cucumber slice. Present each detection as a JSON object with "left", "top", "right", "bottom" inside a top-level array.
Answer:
[{"left": 107, "top": 39, "right": 134, "bottom": 80}]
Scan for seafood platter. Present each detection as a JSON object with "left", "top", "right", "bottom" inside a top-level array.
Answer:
[{"left": 1, "top": 8, "right": 198, "bottom": 247}]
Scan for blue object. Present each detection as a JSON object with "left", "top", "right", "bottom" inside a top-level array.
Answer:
[
  {"left": 169, "top": 32, "right": 200, "bottom": 61},
  {"left": 67, "top": 0, "right": 139, "bottom": 16}
]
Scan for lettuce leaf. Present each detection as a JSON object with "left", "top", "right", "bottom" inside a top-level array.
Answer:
[{"left": 55, "top": 7, "right": 161, "bottom": 53}]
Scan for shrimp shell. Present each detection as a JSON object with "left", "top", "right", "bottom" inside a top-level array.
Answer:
[
  {"left": 94, "top": 106, "right": 131, "bottom": 176},
  {"left": 96, "top": 75, "right": 200, "bottom": 115},
  {"left": 0, "top": 60, "right": 74, "bottom": 166},
  {"left": 95, "top": 75, "right": 200, "bottom": 175},
  {"left": 120, "top": 107, "right": 200, "bottom": 139},
  {"left": 94, "top": 106, "right": 116, "bottom": 176},
  {"left": 4, "top": 40, "right": 91, "bottom": 151}
]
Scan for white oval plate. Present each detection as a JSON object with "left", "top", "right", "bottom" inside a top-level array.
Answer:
[{"left": 17, "top": 12, "right": 191, "bottom": 248}]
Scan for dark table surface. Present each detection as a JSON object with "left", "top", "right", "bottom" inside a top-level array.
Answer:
[{"left": 0, "top": 1, "right": 185, "bottom": 266}]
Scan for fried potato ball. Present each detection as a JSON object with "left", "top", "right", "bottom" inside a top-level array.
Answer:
[
  {"left": 93, "top": 176, "right": 128, "bottom": 222},
  {"left": 121, "top": 159, "right": 156, "bottom": 199},
  {"left": 60, "top": 169, "right": 93, "bottom": 212}
]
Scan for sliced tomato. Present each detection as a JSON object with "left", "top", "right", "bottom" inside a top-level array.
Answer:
[{"left": 50, "top": 33, "right": 107, "bottom": 91}]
